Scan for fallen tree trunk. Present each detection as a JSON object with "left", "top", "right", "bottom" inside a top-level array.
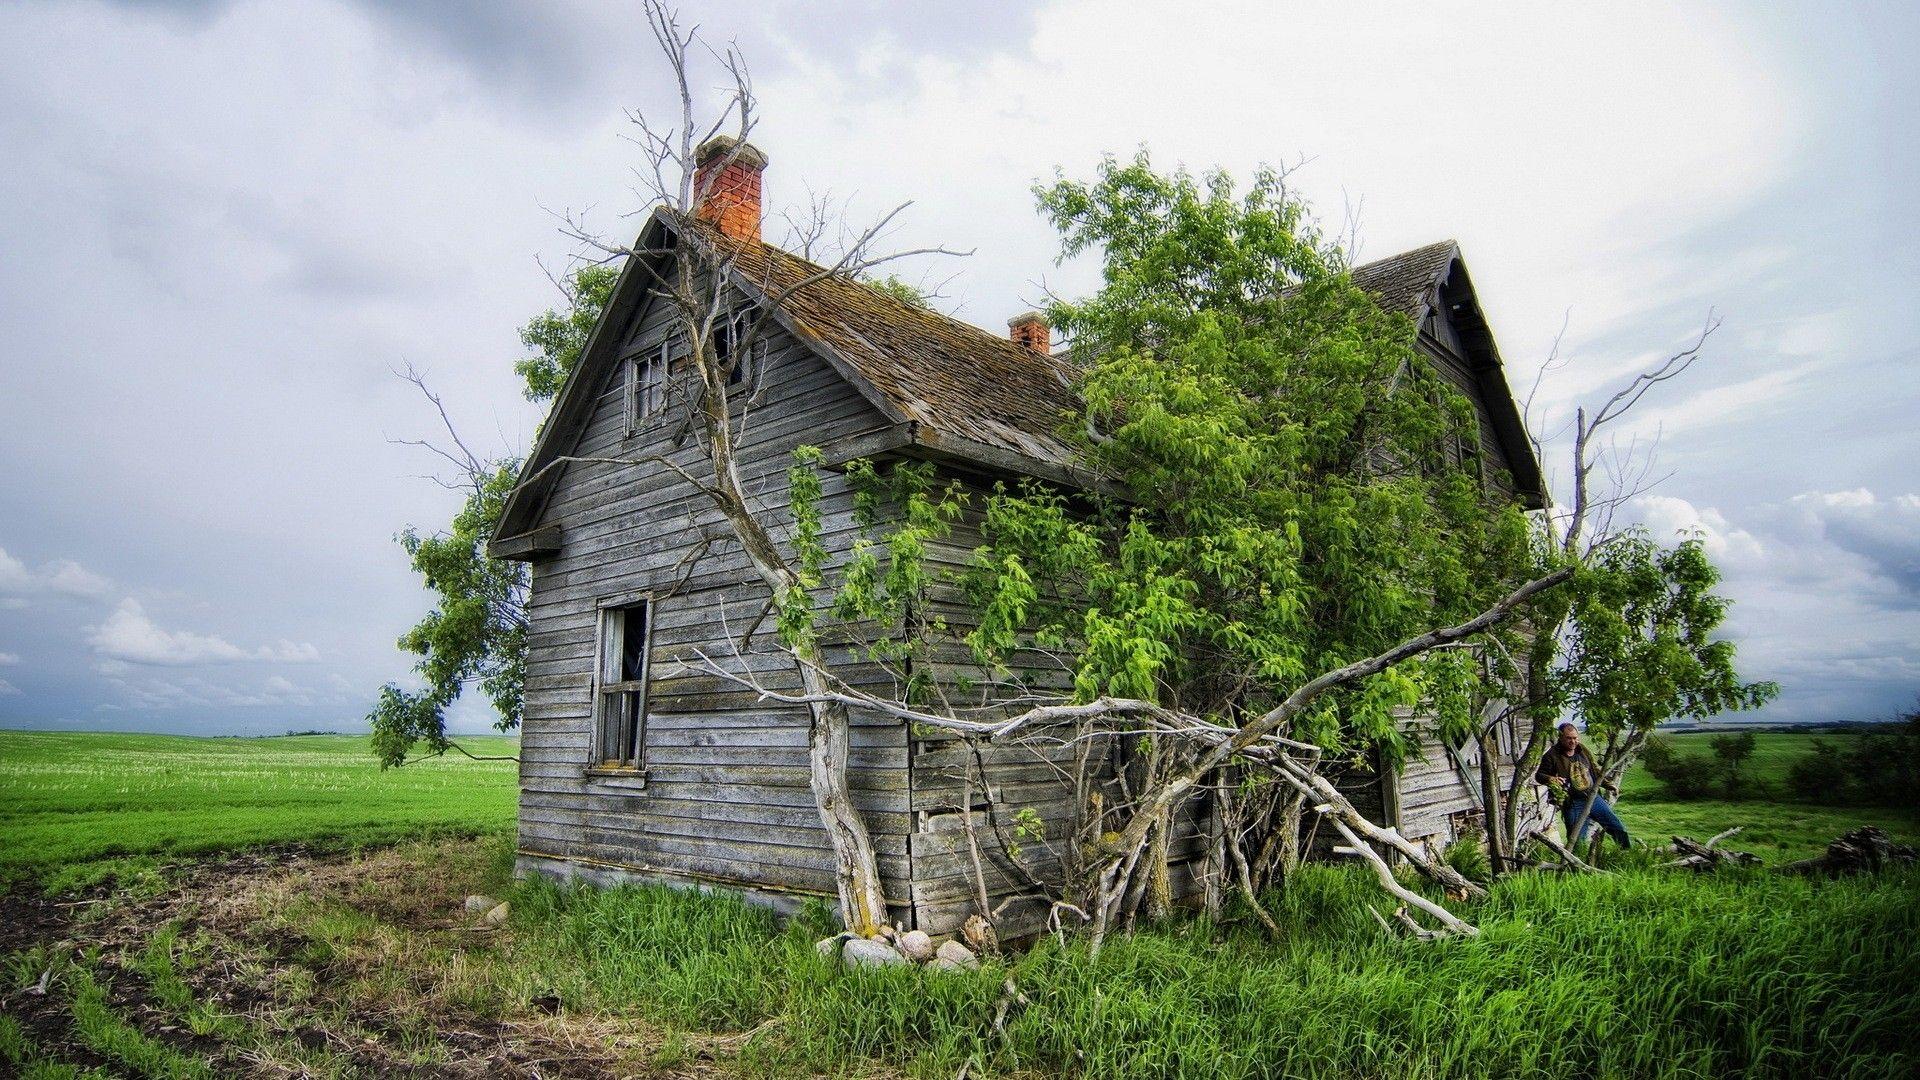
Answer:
[
  {"left": 1666, "top": 828, "right": 1760, "bottom": 871},
  {"left": 1778, "top": 826, "right": 1917, "bottom": 876},
  {"left": 1528, "top": 828, "right": 1603, "bottom": 874}
]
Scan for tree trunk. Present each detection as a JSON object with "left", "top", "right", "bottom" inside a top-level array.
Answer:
[
  {"left": 801, "top": 652, "right": 891, "bottom": 934},
  {"left": 1501, "top": 657, "right": 1554, "bottom": 863},
  {"left": 1477, "top": 724, "right": 1506, "bottom": 863},
  {"left": 697, "top": 373, "right": 890, "bottom": 935}
]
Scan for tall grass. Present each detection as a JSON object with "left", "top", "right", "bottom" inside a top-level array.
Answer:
[{"left": 511, "top": 863, "right": 1920, "bottom": 1079}]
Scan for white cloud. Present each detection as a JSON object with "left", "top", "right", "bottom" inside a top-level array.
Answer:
[
  {"left": 0, "top": 548, "right": 28, "bottom": 592},
  {"left": 1614, "top": 359, "right": 1823, "bottom": 441},
  {"left": 41, "top": 559, "right": 114, "bottom": 599},
  {"left": 0, "top": 652, "right": 18, "bottom": 665},
  {"left": 96, "top": 669, "right": 320, "bottom": 710},
  {"left": 1630, "top": 489, "right": 1920, "bottom": 723},
  {"left": 1634, "top": 495, "right": 1765, "bottom": 564},
  {"left": 0, "top": 546, "right": 114, "bottom": 600},
  {"left": 87, "top": 598, "right": 321, "bottom": 666},
  {"left": 0, "top": 678, "right": 18, "bottom": 696},
  {"left": 1785, "top": 490, "right": 1920, "bottom": 600}
]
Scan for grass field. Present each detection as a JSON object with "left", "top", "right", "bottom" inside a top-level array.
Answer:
[
  {"left": 2, "top": 728, "right": 1916, "bottom": 1078},
  {"left": 1614, "top": 731, "right": 1920, "bottom": 861},
  {"left": 0, "top": 730, "right": 517, "bottom": 893}
]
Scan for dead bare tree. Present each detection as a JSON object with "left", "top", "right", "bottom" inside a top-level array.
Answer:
[
  {"left": 532, "top": 2, "right": 969, "bottom": 937},
  {"left": 1464, "top": 314, "right": 1726, "bottom": 864}
]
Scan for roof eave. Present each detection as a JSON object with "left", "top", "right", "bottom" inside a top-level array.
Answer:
[
  {"left": 489, "top": 209, "right": 677, "bottom": 557},
  {"left": 1409, "top": 251, "right": 1550, "bottom": 511}
]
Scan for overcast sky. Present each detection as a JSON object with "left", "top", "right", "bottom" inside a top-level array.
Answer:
[{"left": 2, "top": 1, "right": 1915, "bottom": 736}]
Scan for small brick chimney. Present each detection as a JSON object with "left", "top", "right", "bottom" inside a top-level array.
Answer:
[
  {"left": 693, "top": 135, "right": 768, "bottom": 242},
  {"left": 1008, "top": 311, "right": 1050, "bottom": 355}
]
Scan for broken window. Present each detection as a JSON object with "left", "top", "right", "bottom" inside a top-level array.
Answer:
[
  {"left": 594, "top": 600, "right": 650, "bottom": 769},
  {"left": 625, "top": 344, "right": 670, "bottom": 433},
  {"left": 715, "top": 310, "right": 760, "bottom": 388}
]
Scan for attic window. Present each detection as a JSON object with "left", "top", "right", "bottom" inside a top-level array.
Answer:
[
  {"left": 715, "top": 310, "right": 760, "bottom": 388},
  {"left": 625, "top": 344, "right": 670, "bottom": 433},
  {"left": 593, "top": 600, "right": 651, "bottom": 771}
]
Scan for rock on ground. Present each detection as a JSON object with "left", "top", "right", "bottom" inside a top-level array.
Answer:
[
  {"left": 897, "top": 929, "right": 935, "bottom": 962},
  {"left": 934, "top": 940, "right": 978, "bottom": 969},
  {"left": 841, "top": 937, "right": 908, "bottom": 968}
]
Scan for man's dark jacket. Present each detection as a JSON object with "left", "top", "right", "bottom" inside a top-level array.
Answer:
[{"left": 1534, "top": 742, "right": 1604, "bottom": 796}]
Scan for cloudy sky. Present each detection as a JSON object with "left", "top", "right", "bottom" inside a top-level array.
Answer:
[{"left": 2, "top": 1, "right": 1915, "bottom": 736}]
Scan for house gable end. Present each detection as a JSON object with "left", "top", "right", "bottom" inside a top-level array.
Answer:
[
  {"left": 1368, "top": 245, "right": 1546, "bottom": 509},
  {"left": 490, "top": 211, "right": 908, "bottom": 558}
]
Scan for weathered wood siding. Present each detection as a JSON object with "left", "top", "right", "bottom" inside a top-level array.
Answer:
[
  {"left": 903, "top": 485, "right": 1213, "bottom": 937},
  {"left": 1391, "top": 706, "right": 1548, "bottom": 847},
  {"left": 515, "top": 285, "right": 919, "bottom": 921},
  {"left": 514, "top": 259, "right": 1542, "bottom": 933},
  {"left": 1419, "top": 275, "right": 1520, "bottom": 499}
]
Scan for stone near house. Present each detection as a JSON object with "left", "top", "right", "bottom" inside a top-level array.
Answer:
[
  {"left": 463, "top": 894, "right": 497, "bottom": 915},
  {"left": 481, "top": 901, "right": 511, "bottom": 926},
  {"left": 841, "top": 937, "right": 908, "bottom": 968},
  {"left": 896, "top": 929, "right": 935, "bottom": 962},
  {"left": 934, "top": 940, "right": 978, "bottom": 969}
]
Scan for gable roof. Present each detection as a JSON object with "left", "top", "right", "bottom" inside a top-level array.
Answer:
[
  {"left": 491, "top": 210, "right": 1093, "bottom": 554},
  {"left": 1347, "top": 241, "right": 1546, "bottom": 507},
  {"left": 1350, "top": 240, "right": 1461, "bottom": 319},
  {"left": 713, "top": 222, "right": 1082, "bottom": 471},
  {"left": 492, "top": 217, "right": 1544, "bottom": 554}
]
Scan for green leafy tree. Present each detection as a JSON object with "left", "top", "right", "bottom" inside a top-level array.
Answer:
[
  {"left": 1640, "top": 729, "right": 1757, "bottom": 800},
  {"left": 1787, "top": 739, "right": 1849, "bottom": 802},
  {"left": 1787, "top": 701, "right": 1920, "bottom": 806},
  {"left": 902, "top": 154, "right": 1774, "bottom": 924},
  {"left": 370, "top": 265, "right": 618, "bottom": 767},
  {"left": 968, "top": 154, "right": 1534, "bottom": 763},
  {"left": 860, "top": 273, "right": 933, "bottom": 310}
]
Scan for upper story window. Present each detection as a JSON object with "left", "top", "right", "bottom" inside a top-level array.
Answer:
[
  {"left": 594, "top": 600, "right": 651, "bottom": 771},
  {"left": 625, "top": 342, "right": 671, "bottom": 434},
  {"left": 715, "top": 310, "right": 760, "bottom": 388}
]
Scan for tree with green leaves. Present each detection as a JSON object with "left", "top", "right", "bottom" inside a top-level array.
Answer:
[
  {"left": 743, "top": 153, "right": 1772, "bottom": 941},
  {"left": 392, "top": 2, "right": 1769, "bottom": 941},
  {"left": 370, "top": 264, "right": 617, "bottom": 768}
]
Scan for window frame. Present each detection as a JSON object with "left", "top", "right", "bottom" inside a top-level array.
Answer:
[
  {"left": 588, "top": 598, "right": 653, "bottom": 780},
  {"left": 716, "top": 309, "right": 763, "bottom": 390},
  {"left": 624, "top": 339, "right": 673, "bottom": 436}
]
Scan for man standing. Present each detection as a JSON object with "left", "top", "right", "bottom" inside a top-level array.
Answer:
[{"left": 1534, "top": 722, "right": 1631, "bottom": 848}]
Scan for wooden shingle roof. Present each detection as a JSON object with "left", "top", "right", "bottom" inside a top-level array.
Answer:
[
  {"left": 1349, "top": 240, "right": 1461, "bottom": 319},
  {"left": 708, "top": 223, "right": 1081, "bottom": 472},
  {"left": 493, "top": 216, "right": 1543, "bottom": 553}
]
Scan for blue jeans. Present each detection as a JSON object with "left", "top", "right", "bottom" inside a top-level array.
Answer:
[{"left": 1562, "top": 791, "right": 1631, "bottom": 848}]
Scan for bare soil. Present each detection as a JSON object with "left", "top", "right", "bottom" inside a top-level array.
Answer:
[{"left": 0, "top": 845, "right": 746, "bottom": 1078}]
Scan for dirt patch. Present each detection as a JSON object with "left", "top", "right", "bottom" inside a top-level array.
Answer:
[{"left": 0, "top": 845, "right": 747, "bottom": 1078}]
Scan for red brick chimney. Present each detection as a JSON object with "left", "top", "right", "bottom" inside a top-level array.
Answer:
[
  {"left": 1008, "top": 311, "right": 1050, "bottom": 355},
  {"left": 693, "top": 135, "right": 768, "bottom": 242}
]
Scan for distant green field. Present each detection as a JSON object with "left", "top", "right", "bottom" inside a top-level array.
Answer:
[
  {"left": 0, "top": 731, "right": 517, "bottom": 892},
  {"left": 2, "top": 728, "right": 1907, "bottom": 896},
  {"left": 1615, "top": 731, "right": 1920, "bottom": 861}
]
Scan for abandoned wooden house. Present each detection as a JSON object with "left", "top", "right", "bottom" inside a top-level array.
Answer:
[{"left": 489, "top": 139, "right": 1550, "bottom": 936}]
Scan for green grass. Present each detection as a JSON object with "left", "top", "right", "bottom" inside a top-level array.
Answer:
[
  {"left": 0, "top": 731, "right": 517, "bottom": 892},
  {"left": 3, "top": 726, "right": 1916, "bottom": 1077},
  {"left": 502, "top": 861, "right": 1920, "bottom": 1080},
  {"left": 1615, "top": 732, "right": 1920, "bottom": 861}
]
